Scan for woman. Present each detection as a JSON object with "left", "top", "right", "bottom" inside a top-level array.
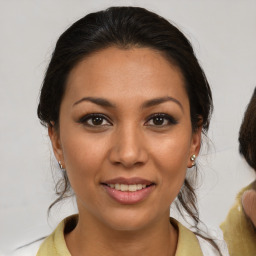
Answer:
[
  {"left": 14, "top": 6, "right": 227, "bottom": 256},
  {"left": 221, "top": 88, "right": 256, "bottom": 256}
]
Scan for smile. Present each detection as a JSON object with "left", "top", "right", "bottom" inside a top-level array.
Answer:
[
  {"left": 101, "top": 177, "right": 155, "bottom": 204},
  {"left": 107, "top": 184, "right": 147, "bottom": 192}
]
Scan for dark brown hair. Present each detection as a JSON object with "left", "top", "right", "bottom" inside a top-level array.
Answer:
[
  {"left": 239, "top": 88, "right": 256, "bottom": 171},
  {"left": 37, "top": 6, "right": 222, "bottom": 254}
]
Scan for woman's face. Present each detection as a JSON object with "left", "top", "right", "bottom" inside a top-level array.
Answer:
[{"left": 49, "top": 47, "right": 201, "bottom": 231}]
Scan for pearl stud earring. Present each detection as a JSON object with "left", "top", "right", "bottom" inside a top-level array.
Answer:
[
  {"left": 190, "top": 154, "right": 196, "bottom": 166},
  {"left": 58, "top": 161, "right": 64, "bottom": 170}
]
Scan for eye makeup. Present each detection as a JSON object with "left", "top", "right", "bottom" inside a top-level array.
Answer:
[{"left": 145, "top": 113, "right": 178, "bottom": 127}]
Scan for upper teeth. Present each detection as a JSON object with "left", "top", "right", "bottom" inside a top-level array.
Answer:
[{"left": 108, "top": 184, "right": 147, "bottom": 192}]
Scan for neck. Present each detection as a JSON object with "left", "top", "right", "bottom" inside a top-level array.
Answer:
[{"left": 65, "top": 212, "right": 178, "bottom": 256}]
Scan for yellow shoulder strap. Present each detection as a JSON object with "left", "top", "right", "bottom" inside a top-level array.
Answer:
[
  {"left": 171, "top": 218, "right": 203, "bottom": 256},
  {"left": 36, "top": 220, "right": 71, "bottom": 256}
]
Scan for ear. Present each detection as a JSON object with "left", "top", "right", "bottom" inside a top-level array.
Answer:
[
  {"left": 187, "top": 125, "right": 203, "bottom": 168},
  {"left": 48, "top": 125, "right": 65, "bottom": 168}
]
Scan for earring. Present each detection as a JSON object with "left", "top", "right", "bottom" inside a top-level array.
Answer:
[
  {"left": 190, "top": 154, "right": 196, "bottom": 166},
  {"left": 58, "top": 161, "right": 64, "bottom": 170}
]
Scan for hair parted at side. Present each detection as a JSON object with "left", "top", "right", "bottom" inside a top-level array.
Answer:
[
  {"left": 37, "top": 6, "right": 221, "bottom": 254},
  {"left": 239, "top": 88, "right": 256, "bottom": 171}
]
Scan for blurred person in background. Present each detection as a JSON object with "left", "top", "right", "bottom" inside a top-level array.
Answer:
[{"left": 221, "top": 87, "right": 256, "bottom": 256}]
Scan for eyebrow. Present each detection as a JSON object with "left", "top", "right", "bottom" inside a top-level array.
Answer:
[
  {"left": 142, "top": 96, "right": 184, "bottom": 112},
  {"left": 73, "top": 96, "right": 183, "bottom": 111},
  {"left": 73, "top": 97, "right": 115, "bottom": 108}
]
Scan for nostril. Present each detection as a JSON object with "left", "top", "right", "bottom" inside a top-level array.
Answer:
[
  {"left": 111, "top": 155, "right": 146, "bottom": 168},
  {"left": 108, "top": 138, "right": 149, "bottom": 168}
]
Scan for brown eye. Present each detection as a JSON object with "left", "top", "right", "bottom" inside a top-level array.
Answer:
[
  {"left": 91, "top": 116, "right": 104, "bottom": 125},
  {"left": 152, "top": 116, "right": 165, "bottom": 126},
  {"left": 145, "top": 113, "right": 178, "bottom": 127},
  {"left": 78, "top": 114, "right": 112, "bottom": 127}
]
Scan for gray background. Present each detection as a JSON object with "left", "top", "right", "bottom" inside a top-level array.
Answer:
[{"left": 1, "top": 0, "right": 256, "bottom": 254}]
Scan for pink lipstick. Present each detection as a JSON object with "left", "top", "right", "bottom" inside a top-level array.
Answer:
[{"left": 101, "top": 177, "right": 155, "bottom": 204}]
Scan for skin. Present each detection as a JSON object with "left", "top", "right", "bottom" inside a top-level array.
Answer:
[
  {"left": 242, "top": 189, "right": 256, "bottom": 228},
  {"left": 49, "top": 47, "right": 202, "bottom": 256}
]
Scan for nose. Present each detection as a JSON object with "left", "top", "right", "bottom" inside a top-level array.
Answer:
[{"left": 109, "top": 125, "right": 148, "bottom": 168}]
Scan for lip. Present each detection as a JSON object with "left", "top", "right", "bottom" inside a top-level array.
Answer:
[{"left": 101, "top": 177, "right": 155, "bottom": 205}]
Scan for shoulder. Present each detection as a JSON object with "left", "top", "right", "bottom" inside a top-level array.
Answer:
[
  {"left": 171, "top": 218, "right": 229, "bottom": 256},
  {"left": 9, "top": 239, "right": 43, "bottom": 256},
  {"left": 220, "top": 183, "right": 256, "bottom": 255},
  {"left": 197, "top": 235, "right": 230, "bottom": 256},
  {"left": 220, "top": 183, "right": 255, "bottom": 235},
  {"left": 197, "top": 223, "right": 230, "bottom": 256},
  {"left": 11, "top": 215, "right": 77, "bottom": 256}
]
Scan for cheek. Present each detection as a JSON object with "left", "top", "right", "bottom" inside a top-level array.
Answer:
[
  {"left": 149, "top": 132, "right": 191, "bottom": 170},
  {"left": 60, "top": 132, "right": 108, "bottom": 189},
  {"left": 148, "top": 133, "right": 191, "bottom": 200}
]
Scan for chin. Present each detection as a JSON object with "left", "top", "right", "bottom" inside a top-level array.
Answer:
[{"left": 100, "top": 209, "right": 155, "bottom": 232}]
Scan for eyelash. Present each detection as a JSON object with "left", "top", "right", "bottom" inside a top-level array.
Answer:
[
  {"left": 78, "top": 113, "right": 112, "bottom": 127},
  {"left": 145, "top": 113, "right": 178, "bottom": 127},
  {"left": 78, "top": 113, "right": 178, "bottom": 127}
]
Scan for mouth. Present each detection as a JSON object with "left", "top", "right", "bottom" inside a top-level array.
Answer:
[
  {"left": 103, "top": 183, "right": 153, "bottom": 192},
  {"left": 101, "top": 177, "right": 156, "bottom": 204}
]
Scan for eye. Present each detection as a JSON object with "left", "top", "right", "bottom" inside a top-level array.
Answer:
[
  {"left": 78, "top": 114, "right": 112, "bottom": 127},
  {"left": 145, "top": 113, "right": 178, "bottom": 127}
]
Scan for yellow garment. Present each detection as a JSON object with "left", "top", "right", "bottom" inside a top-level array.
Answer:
[
  {"left": 220, "top": 181, "right": 256, "bottom": 256},
  {"left": 36, "top": 215, "right": 203, "bottom": 256}
]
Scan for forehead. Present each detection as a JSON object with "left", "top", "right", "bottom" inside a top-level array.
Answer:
[{"left": 64, "top": 47, "right": 188, "bottom": 107}]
